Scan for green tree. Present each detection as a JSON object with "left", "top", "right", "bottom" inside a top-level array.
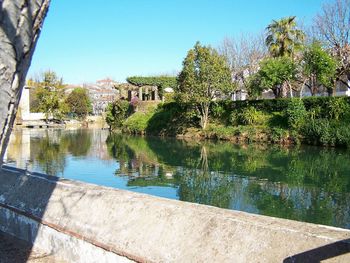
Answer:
[
  {"left": 313, "top": 0, "right": 350, "bottom": 89},
  {"left": 34, "top": 87, "right": 68, "bottom": 122},
  {"left": 66, "top": 88, "right": 92, "bottom": 119},
  {"left": 257, "top": 57, "right": 297, "bottom": 98},
  {"left": 176, "top": 42, "right": 233, "bottom": 129},
  {"left": 266, "top": 16, "right": 305, "bottom": 58},
  {"left": 303, "top": 42, "right": 338, "bottom": 96},
  {"left": 29, "top": 70, "right": 67, "bottom": 121}
]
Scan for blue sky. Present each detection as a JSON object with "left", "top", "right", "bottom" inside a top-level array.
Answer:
[{"left": 28, "top": 0, "right": 327, "bottom": 84}]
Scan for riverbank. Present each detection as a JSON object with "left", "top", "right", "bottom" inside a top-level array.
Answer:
[
  {"left": 15, "top": 115, "right": 109, "bottom": 130},
  {"left": 110, "top": 96, "right": 350, "bottom": 148}
]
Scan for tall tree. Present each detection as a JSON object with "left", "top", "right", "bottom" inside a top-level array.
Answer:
[
  {"left": 257, "top": 57, "right": 297, "bottom": 98},
  {"left": 266, "top": 16, "right": 305, "bottom": 58},
  {"left": 313, "top": 0, "right": 350, "bottom": 88},
  {"left": 302, "top": 42, "right": 338, "bottom": 96},
  {"left": 66, "top": 88, "right": 92, "bottom": 119},
  {"left": 0, "top": 0, "right": 51, "bottom": 164},
  {"left": 176, "top": 42, "right": 233, "bottom": 129},
  {"left": 30, "top": 71, "right": 67, "bottom": 121},
  {"left": 218, "top": 34, "right": 267, "bottom": 98}
]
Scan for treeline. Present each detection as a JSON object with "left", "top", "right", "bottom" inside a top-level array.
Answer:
[
  {"left": 217, "top": 0, "right": 350, "bottom": 99},
  {"left": 108, "top": 96, "right": 350, "bottom": 148},
  {"left": 28, "top": 70, "right": 92, "bottom": 121}
]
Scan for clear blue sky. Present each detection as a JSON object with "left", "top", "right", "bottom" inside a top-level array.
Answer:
[{"left": 28, "top": 0, "right": 327, "bottom": 84}]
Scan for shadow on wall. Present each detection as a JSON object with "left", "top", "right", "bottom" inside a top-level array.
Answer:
[
  {"left": 0, "top": 168, "right": 58, "bottom": 263},
  {"left": 284, "top": 239, "right": 350, "bottom": 263}
]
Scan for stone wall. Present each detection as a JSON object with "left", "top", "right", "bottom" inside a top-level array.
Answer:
[{"left": 0, "top": 167, "right": 349, "bottom": 263}]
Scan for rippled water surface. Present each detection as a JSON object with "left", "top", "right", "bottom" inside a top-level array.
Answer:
[{"left": 5, "top": 128, "right": 350, "bottom": 229}]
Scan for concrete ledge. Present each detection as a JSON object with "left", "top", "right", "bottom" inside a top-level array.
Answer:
[{"left": 0, "top": 167, "right": 350, "bottom": 262}]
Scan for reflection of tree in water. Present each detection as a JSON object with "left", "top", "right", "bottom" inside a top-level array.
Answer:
[
  {"left": 106, "top": 133, "right": 350, "bottom": 228},
  {"left": 106, "top": 134, "right": 176, "bottom": 183},
  {"left": 176, "top": 145, "right": 234, "bottom": 208},
  {"left": 32, "top": 129, "right": 93, "bottom": 176},
  {"left": 61, "top": 130, "right": 92, "bottom": 156},
  {"left": 34, "top": 130, "right": 67, "bottom": 176},
  {"left": 247, "top": 181, "right": 350, "bottom": 228}
]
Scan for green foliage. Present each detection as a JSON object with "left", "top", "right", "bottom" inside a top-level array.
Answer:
[
  {"left": 285, "top": 99, "right": 307, "bottom": 130},
  {"left": 257, "top": 57, "right": 297, "bottom": 98},
  {"left": 238, "top": 107, "right": 267, "bottom": 125},
  {"left": 211, "top": 102, "right": 226, "bottom": 119},
  {"left": 34, "top": 87, "right": 68, "bottom": 121},
  {"left": 303, "top": 42, "right": 338, "bottom": 93},
  {"left": 229, "top": 111, "right": 240, "bottom": 126},
  {"left": 265, "top": 16, "right": 305, "bottom": 58},
  {"left": 176, "top": 42, "right": 234, "bottom": 129},
  {"left": 123, "top": 109, "right": 155, "bottom": 134},
  {"left": 66, "top": 88, "right": 92, "bottom": 119},
  {"left": 326, "top": 97, "right": 349, "bottom": 121},
  {"left": 126, "top": 76, "right": 177, "bottom": 95},
  {"left": 105, "top": 100, "right": 130, "bottom": 129},
  {"left": 301, "top": 119, "right": 350, "bottom": 147},
  {"left": 29, "top": 70, "right": 67, "bottom": 121},
  {"left": 302, "top": 119, "right": 335, "bottom": 146},
  {"left": 269, "top": 127, "right": 289, "bottom": 143},
  {"left": 246, "top": 73, "right": 264, "bottom": 99},
  {"left": 146, "top": 103, "right": 194, "bottom": 135},
  {"left": 114, "top": 95, "right": 350, "bottom": 148},
  {"left": 334, "top": 125, "right": 350, "bottom": 147},
  {"left": 222, "top": 96, "right": 350, "bottom": 116},
  {"left": 204, "top": 125, "right": 240, "bottom": 140}
]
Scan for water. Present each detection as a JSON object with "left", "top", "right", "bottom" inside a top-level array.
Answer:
[{"left": 5, "top": 128, "right": 350, "bottom": 229}]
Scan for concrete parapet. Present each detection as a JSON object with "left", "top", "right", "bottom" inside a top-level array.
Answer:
[{"left": 0, "top": 167, "right": 349, "bottom": 262}]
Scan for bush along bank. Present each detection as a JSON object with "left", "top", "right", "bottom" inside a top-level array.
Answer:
[{"left": 106, "top": 96, "right": 350, "bottom": 148}]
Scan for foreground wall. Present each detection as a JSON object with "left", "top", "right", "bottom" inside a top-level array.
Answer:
[
  {"left": 0, "top": 167, "right": 349, "bottom": 263},
  {"left": 0, "top": 0, "right": 50, "bottom": 165}
]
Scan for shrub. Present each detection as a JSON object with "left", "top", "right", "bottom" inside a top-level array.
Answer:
[
  {"left": 239, "top": 107, "right": 267, "bottom": 125},
  {"left": 105, "top": 100, "right": 130, "bottom": 129},
  {"left": 326, "top": 97, "right": 349, "bottom": 121},
  {"left": 334, "top": 125, "right": 350, "bottom": 147},
  {"left": 302, "top": 119, "right": 335, "bottom": 146},
  {"left": 123, "top": 110, "right": 154, "bottom": 134},
  {"left": 285, "top": 99, "right": 307, "bottom": 130},
  {"left": 270, "top": 127, "right": 288, "bottom": 143},
  {"left": 229, "top": 111, "right": 240, "bottom": 126},
  {"left": 211, "top": 102, "right": 225, "bottom": 119}
]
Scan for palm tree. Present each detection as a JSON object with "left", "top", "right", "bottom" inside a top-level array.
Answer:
[{"left": 266, "top": 16, "right": 305, "bottom": 58}]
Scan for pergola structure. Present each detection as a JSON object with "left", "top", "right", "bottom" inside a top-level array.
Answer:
[{"left": 116, "top": 83, "right": 160, "bottom": 101}]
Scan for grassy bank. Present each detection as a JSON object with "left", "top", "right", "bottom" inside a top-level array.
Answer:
[{"left": 110, "top": 96, "right": 350, "bottom": 148}]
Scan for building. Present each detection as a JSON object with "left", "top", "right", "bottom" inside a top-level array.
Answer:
[{"left": 83, "top": 79, "right": 119, "bottom": 115}]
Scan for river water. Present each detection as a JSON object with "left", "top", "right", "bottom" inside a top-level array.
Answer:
[{"left": 4, "top": 128, "right": 350, "bottom": 229}]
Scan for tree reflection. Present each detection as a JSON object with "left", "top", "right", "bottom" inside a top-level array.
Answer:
[
  {"left": 61, "top": 130, "right": 92, "bottom": 156},
  {"left": 30, "top": 129, "right": 93, "bottom": 176},
  {"left": 33, "top": 130, "right": 66, "bottom": 176},
  {"left": 106, "top": 133, "right": 350, "bottom": 229}
]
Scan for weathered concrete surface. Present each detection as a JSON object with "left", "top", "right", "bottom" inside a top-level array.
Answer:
[
  {"left": 0, "top": 167, "right": 349, "bottom": 263},
  {"left": 0, "top": 231, "right": 65, "bottom": 263},
  {"left": 0, "top": 0, "right": 50, "bottom": 165}
]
